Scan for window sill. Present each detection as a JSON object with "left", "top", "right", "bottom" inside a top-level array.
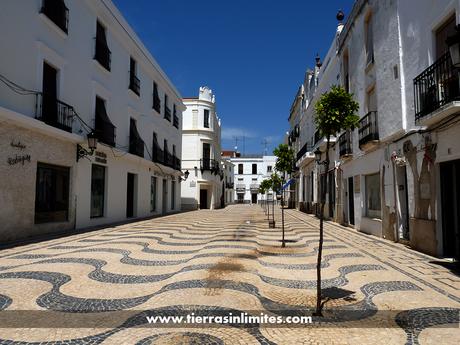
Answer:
[
  {"left": 93, "top": 59, "right": 111, "bottom": 76},
  {"left": 39, "top": 13, "right": 68, "bottom": 39},
  {"left": 128, "top": 88, "right": 141, "bottom": 99}
]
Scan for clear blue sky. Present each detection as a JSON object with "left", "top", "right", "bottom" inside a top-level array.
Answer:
[{"left": 112, "top": 0, "right": 353, "bottom": 155}]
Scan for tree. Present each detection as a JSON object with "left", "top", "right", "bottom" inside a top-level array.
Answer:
[
  {"left": 314, "top": 85, "right": 359, "bottom": 316},
  {"left": 273, "top": 144, "right": 295, "bottom": 247}
]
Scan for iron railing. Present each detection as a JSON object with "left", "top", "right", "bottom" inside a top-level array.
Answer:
[
  {"left": 152, "top": 145, "right": 164, "bottom": 164},
  {"left": 129, "top": 126, "right": 144, "bottom": 158},
  {"left": 129, "top": 73, "right": 140, "bottom": 96},
  {"left": 358, "top": 111, "right": 379, "bottom": 147},
  {"left": 200, "top": 158, "right": 219, "bottom": 172},
  {"left": 414, "top": 51, "right": 460, "bottom": 121},
  {"left": 314, "top": 130, "right": 322, "bottom": 146},
  {"left": 164, "top": 106, "right": 171, "bottom": 121},
  {"left": 173, "top": 114, "right": 179, "bottom": 128},
  {"left": 35, "top": 93, "right": 74, "bottom": 133},
  {"left": 296, "top": 142, "right": 310, "bottom": 161},
  {"left": 339, "top": 131, "right": 352, "bottom": 157},
  {"left": 95, "top": 118, "right": 116, "bottom": 147},
  {"left": 226, "top": 182, "right": 234, "bottom": 189}
]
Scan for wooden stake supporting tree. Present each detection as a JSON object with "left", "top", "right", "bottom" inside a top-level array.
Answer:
[{"left": 313, "top": 85, "right": 359, "bottom": 316}]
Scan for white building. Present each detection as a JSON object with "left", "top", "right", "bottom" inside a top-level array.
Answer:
[
  {"left": 228, "top": 155, "right": 277, "bottom": 204},
  {"left": 0, "top": 0, "right": 183, "bottom": 243},
  {"left": 222, "top": 158, "right": 235, "bottom": 205},
  {"left": 181, "top": 87, "right": 223, "bottom": 210},
  {"left": 292, "top": 1, "right": 460, "bottom": 259}
]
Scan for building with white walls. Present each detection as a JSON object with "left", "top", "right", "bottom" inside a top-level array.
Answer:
[
  {"left": 228, "top": 155, "right": 277, "bottom": 204},
  {"left": 222, "top": 158, "right": 235, "bottom": 205},
  {"left": 291, "top": 0, "right": 460, "bottom": 259},
  {"left": 0, "top": 0, "right": 184, "bottom": 243},
  {"left": 181, "top": 87, "right": 224, "bottom": 210}
]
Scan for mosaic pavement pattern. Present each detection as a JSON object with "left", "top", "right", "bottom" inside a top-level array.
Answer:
[{"left": 0, "top": 205, "right": 458, "bottom": 344}]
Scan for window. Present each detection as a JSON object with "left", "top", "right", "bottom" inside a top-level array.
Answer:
[
  {"left": 238, "top": 163, "right": 243, "bottom": 174},
  {"left": 252, "top": 164, "right": 257, "bottom": 174},
  {"left": 129, "top": 118, "right": 144, "bottom": 157},
  {"left": 173, "top": 104, "right": 179, "bottom": 128},
  {"left": 365, "top": 14, "right": 374, "bottom": 66},
  {"left": 366, "top": 87, "right": 377, "bottom": 113},
  {"left": 267, "top": 165, "right": 272, "bottom": 173},
  {"left": 150, "top": 176, "right": 157, "bottom": 212},
  {"left": 204, "top": 109, "right": 210, "bottom": 128},
  {"left": 95, "top": 20, "right": 111, "bottom": 71},
  {"left": 343, "top": 50, "right": 350, "bottom": 92},
  {"left": 164, "top": 94, "right": 171, "bottom": 120},
  {"left": 95, "top": 96, "right": 116, "bottom": 147},
  {"left": 365, "top": 173, "right": 381, "bottom": 218},
  {"left": 171, "top": 181, "right": 176, "bottom": 210},
  {"left": 90, "top": 164, "right": 105, "bottom": 218},
  {"left": 35, "top": 163, "right": 70, "bottom": 223},
  {"left": 436, "top": 16, "right": 457, "bottom": 59},
  {"left": 40, "top": 0, "right": 68, "bottom": 34},
  {"left": 153, "top": 82, "right": 161, "bottom": 113},
  {"left": 129, "top": 57, "right": 140, "bottom": 95},
  {"left": 164, "top": 139, "right": 169, "bottom": 165}
]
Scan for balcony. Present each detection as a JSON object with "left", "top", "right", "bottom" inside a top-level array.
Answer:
[
  {"left": 314, "top": 130, "right": 322, "bottom": 146},
  {"left": 35, "top": 93, "right": 75, "bottom": 133},
  {"left": 152, "top": 145, "right": 164, "bottom": 165},
  {"left": 95, "top": 117, "right": 116, "bottom": 147},
  {"left": 200, "top": 158, "right": 219, "bottom": 173},
  {"left": 358, "top": 111, "right": 379, "bottom": 149},
  {"left": 296, "top": 142, "right": 310, "bottom": 161},
  {"left": 226, "top": 182, "right": 234, "bottom": 189},
  {"left": 164, "top": 106, "right": 171, "bottom": 121},
  {"left": 173, "top": 114, "right": 179, "bottom": 128},
  {"left": 173, "top": 156, "right": 181, "bottom": 171},
  {"left": 250, "top": 183, "right": 260, "bottom": 192},
  {"left": 129, "top": 124, "right": 144, "bottom": 158},
  {"left": 236, "top": 184, "right": 246, "bottom": 192},
  {"left": 40, "top": 0, "right": 68, "bottom": 34},
  {"left": 339, "top": 131, "right": 353, "bottom": 158},
  {"left": 94, "top": 38, "right": 111, "bottom": 71},
  {"left": 414, "top": 52, "right": 460, "bottom": 127},
  {"left": 129, "top": 74, "right": 140, "bottom": 96}
]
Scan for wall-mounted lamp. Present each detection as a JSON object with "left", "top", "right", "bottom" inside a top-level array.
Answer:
[
  {"left": 180, "top": 170, "right": 190, "bottom": 182},
  {"left": 77, "top": 132, "right": 98, "bottom": 162}
]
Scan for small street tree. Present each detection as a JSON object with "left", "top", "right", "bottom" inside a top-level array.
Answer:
[
  {"left": 314, "top": 85, "right": 359, "bottom": 315},
  {"left": 273, "top": 144, "right": 295, "bottom": 247}
]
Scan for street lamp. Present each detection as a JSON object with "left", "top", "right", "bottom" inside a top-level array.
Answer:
[
  {"left": 180, "top": 170, "right": 190, "bottom": 182},
  {"left": 314, "top": 148, "right": 322, "bottom": 164},
  {"left": 446, "top": 25, "right": 460, "bottom": 68},
  {"left": 76, "top": 132, "right": 98, "bottom": 162}
]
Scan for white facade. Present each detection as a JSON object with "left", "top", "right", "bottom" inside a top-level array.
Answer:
[
  {"left": 291, "top": 0, "right": 460, "bottom": 258},
  {"left": 230, "top": 156, "right": 277, "bottom": 203},
  {"left": 181, "top": 87, "right": 224, "bottom": 210},
  {"left": 222, "top": 158, "right": 235, "bottom": 205},
  {"left": 0, "top": 0, "right": 183, "bottom": 242}
]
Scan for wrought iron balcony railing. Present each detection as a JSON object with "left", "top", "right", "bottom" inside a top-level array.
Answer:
[
  {"left": 296, "top": 142, "right": 310, "bottom": 161},
  {"left": 200, "top": 158, "right": 219, "bottom": 172},
  {"left": 173, "top": 156, "right": 181, "bottom": 171},
  {"left": 226, "top": 182, "right": 234, "bottom": 189},
  {"left": 41, "top": 0, "right": 68, "bottom": 34},
  {"left": 173, "top": 114, "right": 179, "bottom": 128},
  {"left": 129, "top": 125, "right": 144, "bottom": 158},
  {"left": 414, "top": 51, "right": 460, "bottom": 121},
  {"left": 164, "top": 106, "right": 171, "bottom": 121},
  {"left": 314, "top": 130, "right": 322, "bottom": 146},
  {"left": 358, "top": 111, "right": 379, "bottom": 148},
  {"left": 94, "top": 38, "right": 111, "bottom": 71},
  {"left": 338, "top": 130, "right": 352, "bottom": 157},
  {"left": 129, "top": 73, "right": 140, "bottom": 96},
  {"left": 152, "top": 145, "right": 164, "bottom": 164},
  {"left": 35, "top": 93, "right": 75, "bottom": 133}
]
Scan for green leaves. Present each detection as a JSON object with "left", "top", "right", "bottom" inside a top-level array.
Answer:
[
  {"left": 259, "top": 174, "right": 283, "bottom": 194},
  {"left": 273, "top": 143, "right": 295, "bottom": 176},
  {"left": 314, "top": 85, "right": 360, "bottom": 138}
]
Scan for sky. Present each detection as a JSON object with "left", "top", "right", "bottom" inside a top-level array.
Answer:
[{"left": 112, "top": 0, "right": 354, "bottom": 155}]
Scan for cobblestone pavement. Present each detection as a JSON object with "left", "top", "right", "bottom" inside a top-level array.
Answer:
[{"left": 0, "top": 205, "right": 459, "bottom": 344}]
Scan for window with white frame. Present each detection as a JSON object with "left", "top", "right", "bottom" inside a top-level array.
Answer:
[{"left": 365, "top": 173, "right": 381, "bottom": 218}]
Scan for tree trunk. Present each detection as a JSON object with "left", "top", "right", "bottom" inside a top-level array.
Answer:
[{"left": 315, "top": 137, "right": 330, "bottom": 316}]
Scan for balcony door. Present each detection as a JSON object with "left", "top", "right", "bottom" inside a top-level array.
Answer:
[
  {"left": 203, "top": 143, "right": 210, "bottom": 169},
  {"left": 126, "top": 173, "right": 135, "bottom": 218},
  {"left": 436, "top": 15, "right": 456, "bottom": 59},
  {"left": 348, "top": 177, "right": 355, "bottom": 226},
  {"left": 42, "top": 62, "right": 58, "bottom": 124}
]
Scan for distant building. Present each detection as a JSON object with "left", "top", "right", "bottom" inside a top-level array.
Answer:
[
  {"left": 181, "top": 87, "right": 223, "bottom": 210},
  {"left": 226, "top": 155, "right": 277, "bottom": 204}
]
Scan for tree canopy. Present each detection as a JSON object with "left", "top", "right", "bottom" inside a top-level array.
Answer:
[
  {"left": 273, "top": 143, "right": 295, "bottom": 177},
  {"left": 314, "top": 85, "right": 360, "bottom": 138}
]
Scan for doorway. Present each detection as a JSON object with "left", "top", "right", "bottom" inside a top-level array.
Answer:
[
  {"left": 126, "top": 173, "right": 135, "bottom": 218},
  {"left": 440, "top": 159, "right": 460, "bottom": 260},
  {"left": 42, "top": 62, "right": 58, "bottom": 125},
  {"left": 396, "top": 166, "right": 410, "bottom": 240},
  {"left": 348, "top": 177, "right": 355, "bottom": 225},
  {"left": 251, "top": 193, "right": 258, "bottom": 204},
  {"left": 162, "top": 179, "right": 167, "bottom": 215},
  {"left": 200, "top": 188, "right": 208, "bottom": 209}
]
